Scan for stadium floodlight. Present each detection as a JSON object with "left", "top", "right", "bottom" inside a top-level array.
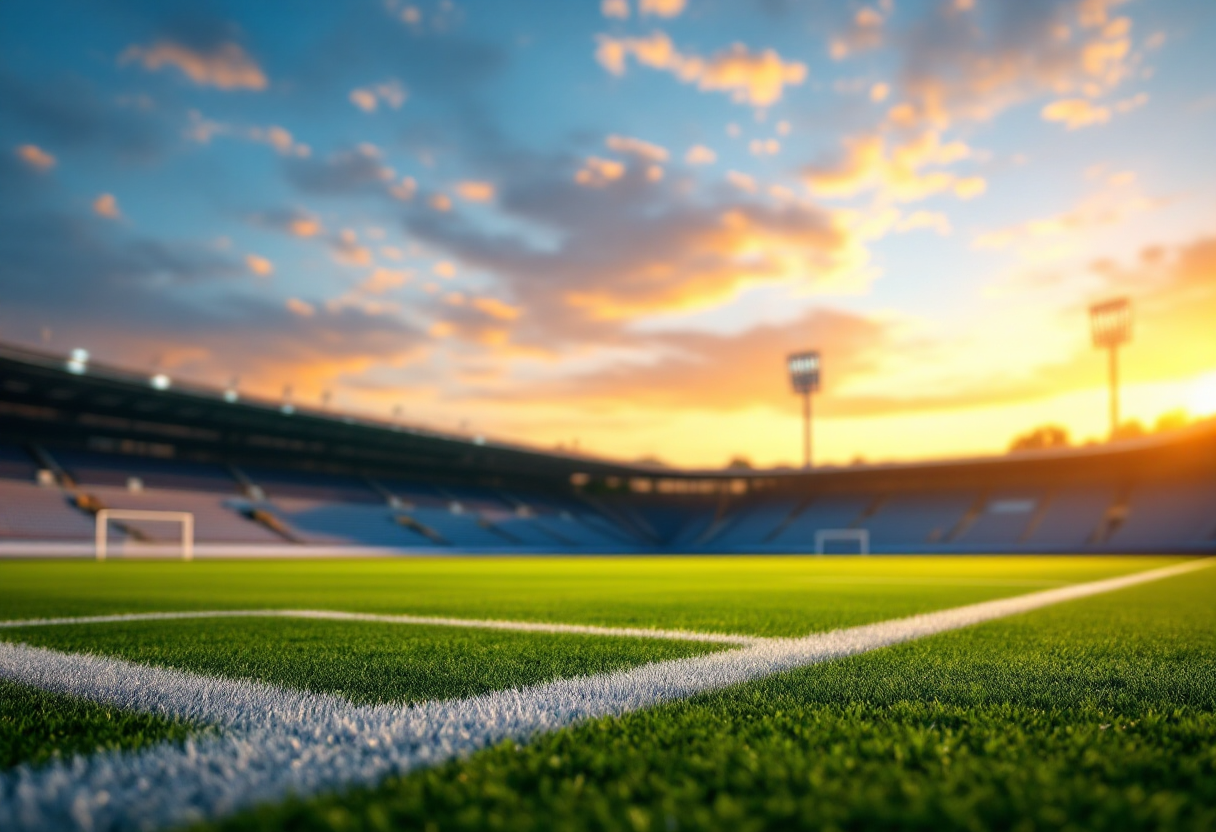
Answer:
[
  {"left": 66, "top": 348, "right": 89, "bottom": 374},
  {"left": 1089, "top": 297, "right": 1132, "bottom": 437},
  {"left": 787, "top": 350, "right": 821, "bottom": 469},
  {"left": 150, "top": 373, "right": 171, "bottom": 391},
  {"left": 280, "top": 384, "right": 294, "bottom": 415},
  {"left": 224, "top": 376, "right": 240, "bottom": 403}
]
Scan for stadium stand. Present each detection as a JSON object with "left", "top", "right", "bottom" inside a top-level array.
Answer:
[{"left": 1, "top": 341, "right": 1214, "bottom": 555}]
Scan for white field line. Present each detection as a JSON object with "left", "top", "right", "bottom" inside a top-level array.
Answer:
[
  {"left": 0, "top": 609, "right": 764, "bottom": 646},
  {"left": 0, "top": 558, "right": 1209, "bottom": 832}
]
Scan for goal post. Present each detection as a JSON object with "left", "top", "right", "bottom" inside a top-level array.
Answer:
[
  {"left": 814, "top": 528, "right": 869, "bottom": 555},
  {"left": 95, "top": 509, "right": 194, "bottom": 561}
]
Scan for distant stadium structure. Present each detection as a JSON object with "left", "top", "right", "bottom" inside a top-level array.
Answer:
[{"left": 0, "top": 341, "right": 1213, "bottom": 557}]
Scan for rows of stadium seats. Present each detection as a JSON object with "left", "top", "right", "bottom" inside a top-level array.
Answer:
[
  {"left": 0, "top": 443, "right": 638, "bottom": 551},
  {"left": 1, "top": 441, "right": 1212, "bottom": 552},
  {"left": 689, "top": 482, "right": 1216, "bottom": 553}
]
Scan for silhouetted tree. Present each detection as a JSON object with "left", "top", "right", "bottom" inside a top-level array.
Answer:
[{"left": 1009, "top": 424, "right": 1070, "bottom": 453}]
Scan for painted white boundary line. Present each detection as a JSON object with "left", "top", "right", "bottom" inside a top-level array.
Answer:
[
  {"left": 0, "top": 609, "right": 764, "bottom": 646},
  {"left": 0, "top": 558, "right": 1210, "bottom": 832}
]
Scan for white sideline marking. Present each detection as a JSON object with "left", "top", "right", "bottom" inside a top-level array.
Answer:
[
  {"left": 0, "top": 609, "right": 764, "bottom": 646},
  {"left": 0, "top": 558, "right": 1209, "bottom": 832}
]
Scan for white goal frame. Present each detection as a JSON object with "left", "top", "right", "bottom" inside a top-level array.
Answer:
[
  {"left": 814, "top": 528, "right": 869, "bottom": 555},
  {"left": 95, "top": 509, "right": 194, "bottom": 561}
]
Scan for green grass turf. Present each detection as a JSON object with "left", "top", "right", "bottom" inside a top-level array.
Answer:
[
  {"left": 0, "top": 679, "right": 195, "bottom": 771},
  {"left": 0, "top": 556, "right": 1184, "bottom": 636},
  {"left": 0, "top": 618, "right": 722, "bottom": 706},
  {"left": 0, "top": 619, "right": 721, "bottom": 770},
  {"left": 209, "top": 563, "right": 1216, "bottom": 832}
]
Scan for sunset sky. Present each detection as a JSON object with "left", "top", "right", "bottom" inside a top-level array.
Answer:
[{"left": 2, "top": 0, "right": 1215, "bottom": 468}]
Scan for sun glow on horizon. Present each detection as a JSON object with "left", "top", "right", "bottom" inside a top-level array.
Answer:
[{"left": 1188, "top": 371, "right": 1216, "bottom": 419}]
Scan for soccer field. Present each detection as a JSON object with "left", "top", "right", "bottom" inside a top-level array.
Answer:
[{"left": 1, "top": 555, "right": 1214, "bottom": 831}]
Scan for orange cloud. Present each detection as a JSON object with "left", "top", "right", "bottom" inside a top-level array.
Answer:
[
  {"left": 601, "top": 0, "right": 629, "bottom": 19},
  {"left": 333, "top": 229, "right": 373, "bottom": 266},
  {"left": 433, "top": 260, "right": 457, "bottom": 278},
  {"left": 121, "top": 41, "right": 266, "bottom": 90},
  {"left": 605, "top": 134, "right": 669, "bottom": 162},
  {"left": 287, "top": 215, "right": 322, "bottom": 238},
  {"left": 639, "top": 0, "right": 684, "bottom": 17},
  {"left": 16, "top": 144, "right": 55, "bottom": 171},
  {"left": 830, "top": 5, "right": 885, "bottom": 60},
  {"left": 93, "top": 193, "right": 121, "bottom": 219},
  {"left": 349, "top": 79, "right": 407, "bottom": 113},
  {"left": 185, "top": 112, "right": 309, "bottom": 157},
  {"left": 804, "top": 130, "right": 981, "bottom": 203},
  {"left": 246, "top": 254, "right": 274, "bottom": 276},
  {"left": 726, "top": 170, "right": 757, "bottom": 192},
  {"left": 455, "top": 181, "right": 496, "bottom": 202},
  {"left": 1041, "top": 98, "right": 1111, "bottom": 129},
  {"left": 685, "top": 144, "right": 717, "bottom": 165},
  {"left": 891, "top": 0, "right": 1136, "bottom": 130},
  {"left": 285, "top": 297, "right": 315, "bottom": 317},
  {"left": 574, "top": 156, "right": 627, "bottom": 187},
  {"left": 430, "top": 193, "right": 452, "bottom": 212},
  {"left": 595, "top": 32, "right": 807, "bottom": 107},
  {"left": 472, "top": 297, "right": 522, "bottom": 321},
  {"left": 360, "top": 268, "right": 413, "bottom": 294}
]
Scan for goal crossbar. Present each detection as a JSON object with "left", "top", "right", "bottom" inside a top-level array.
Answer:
[
  {"left": 95, "top": 509, "right": 194, "bottom": 561},
  {"left": 814, "top": 528, "right": 869, "bottom": 555}
]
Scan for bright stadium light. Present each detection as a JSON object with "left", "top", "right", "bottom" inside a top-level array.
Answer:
[
  {"left": 787, "top": 350, "right": 821, "bottom": 469},
  {"left": 1090, "top": 297, "right": 1132, "bottom": 438},
  {"left": 150, "top": 373, "right": 171, "bottom": 390},
  {"left": 66, "top": 348, "right": 90, "bottom": 374},
  {"left": 280, "top": 385, "right": 295, "bottom": 415},
  {"left": 224, "top": 376, "right": 240, "bottom": 403}
]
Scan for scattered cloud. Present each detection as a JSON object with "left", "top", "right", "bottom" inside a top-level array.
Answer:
[
  {"left": 605, "top": 134, "right": 669, "bottom": 162},
  {"left": 349, "top": 79, "right": 408, "bottom": 112},
  {"left": 726, "top": 170, "right": 757, "bottom": 192},
  {"left": 286, "top": 297, "right": 315, "bottom": 317},
  {"left": 639, "top": 0, "right": 685, "bottom": 18},
  {"left": 685, "top": 144, "right": 717, "bottom": 165},
  {"left": 602, "top": 0, "right": 630, "bottom": 20},
  {"left": 1041, "top": 97, "right": 1110, "bottom": 129},
  {"left": 830, "top": 5, "right": 886, "bottom": 60},
  {"left": 16, "top": 144, "right": 55, "bottom": 171},
  {"left": 574, "top": 156, "right": 627, "bottom": 187},
  {"left": 596, "top": 32, "right": 807, "bottom": 106},
  {"left": 186, "top": 111, "right": 310, "bottom": 157},
  {"left": 92, "top": 193, "right": 121, "bottom": 219},
  {"left": 455, "top": 181, "right": 496, "bottom": 202},
  {"left": 286, "top": 143, "right": 393, "bottom": 194},
  {"left": 246, "top": 253, "right": 274, "bottom": 276},
  {"left": 120, "top": 41, "right": 266, "bottom": 91},
  {"left": 804, "top": 130, "right": 982, "bottom": 203}
]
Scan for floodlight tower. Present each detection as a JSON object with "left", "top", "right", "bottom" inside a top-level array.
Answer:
[
  {"left": 1089, "top": 297, "right": 1132, "bottom": 438},
  {"left": 787, "top": 351, "right": 821, "bottom": 469}
]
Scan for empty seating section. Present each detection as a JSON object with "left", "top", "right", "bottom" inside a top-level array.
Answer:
[
  {"left": 489, "top": 516, "right": 567, "bottom": 547},
  {"left": 242, "top": 467, "right": 381, "bottom": 503},
  {"left": 1024, "top": 488, "right": 1114, "bottom": 550},
  {"left": 706, "top": 501, "right": 799, "bottom": 550},
  {"left": 84, "top": 485, "right": 281, "bottom": 544},
  {"left": 1108, "top": 481, "right": 1216, "bottom": 550},
  {"left": 0, "top": 480, "right": 94, "bottom": 539},
  {"left": 0, "top": 443, "right": 38, "bottom": 481},
  {"left": 859, "top": 493, "right": 973, "bottom": 551},
  {"left": 2, "top": 441, "right": 1213, "bottom": 552},
  {"left": 257, "top": 498, "right": 431, "bottom": 546},
  {"left": 407, "top": 507, "right": 511, "bottom": 547},
  {"left": 55, "top": 450, "right": 239, "bottom": 493},
  {"left": 769, "top": 496, "right": 870, "bottom": 549},
  {"left": 373, "top": 479, "right": 449, "bottom": 509},
  {"left": 954, "top": 494, "right": 1041, "bottom": 549}
]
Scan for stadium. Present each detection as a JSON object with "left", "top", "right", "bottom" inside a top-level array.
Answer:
[{"left": 3, "top": 1, "right": 1216, "bottom": 831}]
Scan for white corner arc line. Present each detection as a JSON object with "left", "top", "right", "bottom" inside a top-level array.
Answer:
[
  {"left": 0, "top": 609, "right": 764, "bottom": 646},
  {"left": 0, "top": 558, "right": 1209, "bottom": 832}
]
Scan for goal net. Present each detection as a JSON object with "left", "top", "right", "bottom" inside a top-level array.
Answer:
[
  {"left": 95, "top": 509, "right": 194, "bottom": 561},
  {"left": 814, "top": 528, "right": 870, "bottom": 555}
]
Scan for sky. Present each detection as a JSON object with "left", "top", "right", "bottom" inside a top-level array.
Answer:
[{"left": 2, "top": 0, "right": 1215, "bottom": 469}]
